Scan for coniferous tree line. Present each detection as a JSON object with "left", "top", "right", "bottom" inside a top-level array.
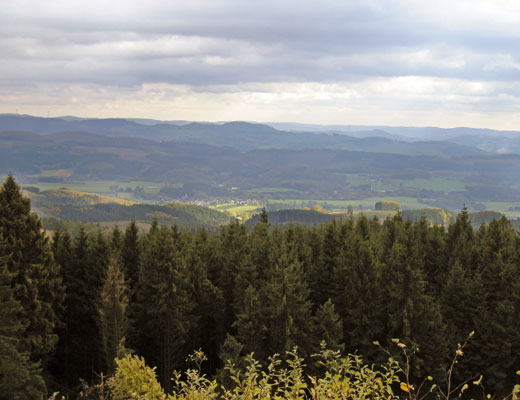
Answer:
[{"left": 1, "top": 176, "right": 519, "bottom": 398}]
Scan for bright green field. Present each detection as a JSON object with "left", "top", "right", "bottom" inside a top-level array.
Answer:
[
  {"left": 211, "top": 203, "right": 239, "bottom": 210},
  {"left": 211, "top": 204, "right": 261, "bottom": 216}
]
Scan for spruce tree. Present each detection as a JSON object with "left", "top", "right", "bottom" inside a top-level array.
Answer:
[
  {"left": 216, "top": 220, "right": 250, "bottom": 331},
  {"left": 381, "top": 240, "right": 447, "bottom": 382},
  {"left": 0, "top": 175, "right": 63, "bottom": 392},
  {"left": 311, "top": 299, "right": 344, "bottom": 353},
  {"left": 309, "top": 220, "right": 340, "bottom": 307},
  {"left": 248, "top": 210, "right": 272, "bottom": 281},
  {"left": 110, "top": 225, "right": 123, "bottom": 258},
  {"left": 262, "top": 242, "right": 314, "bottom": 358},
  {"left": 471, "top": 218, "right": 518, "bottom": 395},
  {"left": 121, "top": 221, "right": 140, "bottom": 294},
  {"left": 0, "top": 237, "right": 46, "bottom": 398},
  {"left": 283, "top": 225, "right": 313, "bottom": 277},
  {"left": 98, "top": 261, "right": 129, "bottom": 373},
  {"left": 333, "top": 232, "right": 383, "bottom": 362},
  {"left": 414, "top": 218, "right": 446, "bottom": 296},
  {"left": 446, "top": 207, "right": 476, "bottom": 273},
  {"left": 185, "top": 228, "right": 225, "bottom": 373},
  {"left": 48, "top": 228, "right": 74, "bottom": 392},
  {"left": 233, "top": 285, "right": 268, "bottom": 359},
  {"left": 57, "top": 227, "right": 108, "bottom": 391},
  {"left": 132, "top": 224, "right": 195, "bottom": 391}
]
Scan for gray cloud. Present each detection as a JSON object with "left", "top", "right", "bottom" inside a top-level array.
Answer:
[
  {"left": 1, "top": 0, "right": 519, "bottom": 86},
  {"left": 1, "top": 0, "right": 520, "bottom": 127}
]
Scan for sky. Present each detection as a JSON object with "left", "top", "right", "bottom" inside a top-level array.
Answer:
[{"left": 1, "top": 0, "right": 520, "bottom": 129}]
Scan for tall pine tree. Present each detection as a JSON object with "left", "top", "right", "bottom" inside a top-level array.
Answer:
[
  {"left": 0, "top": 175, "right": 63, "bottom": 394},
  {"left": 131, "top": 224, "right": 195, "bottom": 391},
  {"left": 0, "top": 235, "right": 46, "bottom": 398}
]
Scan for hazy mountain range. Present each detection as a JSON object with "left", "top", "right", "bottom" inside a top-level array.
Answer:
[
  {"left": 3, "top": 114, "right": 520, "bottom": 155},
  {"left": 3, "top": 114, "right": 520, "bottom": 208}
]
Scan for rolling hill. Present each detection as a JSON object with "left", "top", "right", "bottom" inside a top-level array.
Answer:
[
  {"left": 3, "top": 129, "right": 520, "bottom": 208},
  {"left": 22, "top": 187, "right": 233, "bottom": 228},
  {"left": 0, "top": 114, "right": 487, "bottom": 156}
]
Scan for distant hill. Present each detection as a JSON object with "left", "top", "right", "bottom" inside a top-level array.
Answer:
[
  {"left": 246, "top": 209, "right": 335, "bottom": 227},
  {"left": 46, "top": 202, "right": 233, "bottom": 228},
  {"left": 3, "top": 129, "right": 520, "bottom": 204},
  {"left": 21, "top": 187, "right": 232, "bottom": 228},
  {"left": 267, "top": 122, "right": 520, "bottom": 142},
  {"left": 24, "top": 188, "right": 135, "bottom": 208},
  {"left": 0, "top": 114, "right": 487, "bottom": 156}
]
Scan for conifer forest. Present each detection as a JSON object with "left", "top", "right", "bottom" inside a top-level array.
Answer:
[{"left": 1, "top": 175, "right": 519, "bottom": 399}]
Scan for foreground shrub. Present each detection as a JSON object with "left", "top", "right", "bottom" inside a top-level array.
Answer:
[
  {"left": 81, "top": 340, "right": 519, "bottom": 399},
  {"left": 108, "top": 355, "right": 166, "bottom": 400},
  {"left": 105, "top": 344, "right": 400, "bottom": 400}
]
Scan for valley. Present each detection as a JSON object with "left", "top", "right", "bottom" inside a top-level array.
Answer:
[{"left": 4, "top": 115, "right": 520, "bottom": 225}]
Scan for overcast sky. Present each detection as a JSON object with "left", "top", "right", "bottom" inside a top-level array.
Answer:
[{"left": 2, "top": 0, "right": 520, "bottom": 128}]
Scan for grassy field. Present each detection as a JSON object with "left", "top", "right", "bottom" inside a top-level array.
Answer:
[
  {"left": 345, "top": 174, "right": 466, "bottom": 193},
  {"left": 334, "top": 209, "right": 397, "bottom": 218},
  {"left": 249, "top": 187, "right": 296, "bottom": 193},
  {"left": 210, "top": 203, "right": 261, "bottom": 219},
  {"left": 23, "top": 188, "right": 135, "bottom": 206},
  {"left": 270, "top": 197, "right": 436, "bottom": 210},
  {"left": 21, "top": 180, "right": 162, "bottom": 200},
  {"left": 480, "top": 201, "right": 520, "bottom": 218},
  {"left": 32, "top": 169, "right": 74, "bottom": 178},
  {"left": 390, "top": 177, "right": 466, "bottom": 192},
  {"left": 210, "top": 203, "right": 238, "bottom": 210}
]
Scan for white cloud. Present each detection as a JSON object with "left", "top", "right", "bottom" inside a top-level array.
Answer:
[
  {"left": 1, "top": 0, "right": 520, "bottom": 127},
  {"left": 2, "top": 78, "right": 520, "bottom": 129}
]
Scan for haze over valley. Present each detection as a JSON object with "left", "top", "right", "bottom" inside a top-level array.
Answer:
[{"left": 3, "top": 113, "right": 520, "bottom": 227}]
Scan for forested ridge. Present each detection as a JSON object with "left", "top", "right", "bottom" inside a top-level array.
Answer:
[
  {"left": 5, "top": 127, "right": 520, "bottom": 205},
  {"left": 1, "top": 175, "right": 519, "bottom": 399}
]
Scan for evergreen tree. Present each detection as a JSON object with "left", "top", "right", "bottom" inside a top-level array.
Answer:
[
  {"left": 185, "top": 228, "right": 225, "bottom": 373},
  {"left": 121, "top": 221, "right": 140, "bottom": 293},
  {"left": 309, "top": 220, "right": 340, "bottom": 307},
  {"left": 57, "top": 227, "right": 107, "bottom": 391},
  {"left": 99, "top": 261, "right": 129, "bottom": 373},
  {"left": 215, "top": 221, "right": 250, "bottom": 331},
  {"left": 262, "top": 242, "right": 313, "bottom": 358},
  {"left": 132, "top": 225, "right": 195, "bottom": 391},
  {"left": 233, "top": 285, "right": 267, "bottom": 359},
  {"left": 110, "top": 225, "right": 123, "bottom": 258},
  {"left": 0, "top": 175, "right": 63, "bottom": 392},
  {"left": 446, "top": 207, "right": 476, "bottom": 273},
  {"left": 333, "top": 231, "right": 383, "bottom": 362},
  {"left": 471, "top": 218, "right": 518, "bottom": 395},
  {"left": 216, "top": 334, "right": 245, "bottom": 388},
  {"left": 414, "top": 218, "right": 446, "bottom": 296},
  {"left": 248, "top": 210, "right": 272, "bottom": 281},
  {"left": 381, "top": 240, "right": 447, "bottom": 382},
  {"left": 48, "top": 228, "right": 74, "bottom": 392},
  {"left": 0, "top": 237, "right": 46, "bottom": 398},
  {"left": 441, "top": 260, "right": 482, "bottom": 352},
  {"left": 311, "top": 299, "right": 344, "bottom": 353},
  {"left": 283, "top": 225, "right": 313, "bottom": 276}
]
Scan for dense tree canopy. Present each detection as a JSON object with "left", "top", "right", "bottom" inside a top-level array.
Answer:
[{"left": 1, "top": 176, "right": 519, "bottom": 398}]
